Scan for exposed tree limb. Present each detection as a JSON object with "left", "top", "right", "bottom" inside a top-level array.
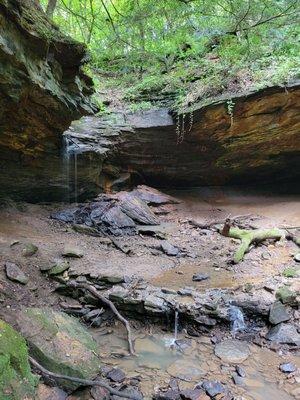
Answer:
[
  {"left": 222, "top": 225, "right": 285, "bottom": 263},
  {"left": 29, "top": 357, "right": 141, "bottom": 400},
  {"left": 67, "top": 281, "right": 135, "bottom": 355}
]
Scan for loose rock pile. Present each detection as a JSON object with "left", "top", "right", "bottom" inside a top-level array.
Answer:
[{"left": 51, "top": 186, "right": 178, "bottom": 236}]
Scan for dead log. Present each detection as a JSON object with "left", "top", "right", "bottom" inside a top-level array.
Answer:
[{"left": 222, "top": 226, "right": 285, "bottom": 263}]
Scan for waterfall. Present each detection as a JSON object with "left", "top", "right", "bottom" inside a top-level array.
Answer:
[
  {"left": 62, "top": 134, "right": 80, "bottom": 203},
  {"left": 174, "top": 309, "right": 178, "bottom": 342},
  {"left": 228, "top": 305, "right": 246, "bottom": 336}
]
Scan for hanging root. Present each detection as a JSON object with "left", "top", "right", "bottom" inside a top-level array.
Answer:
[
  {"left": 222, "top": 225, "right": 285, "bottom": 264},
  {"left": 67, "top": 281, "right": 135, "bottom": 355},
  {"left": 29, "top": 357, "right": 142, "bottom": 400}
]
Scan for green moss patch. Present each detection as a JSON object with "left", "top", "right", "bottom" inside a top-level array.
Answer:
[{"left": 0, "top": 320, "right": 37, "bottom": 400}]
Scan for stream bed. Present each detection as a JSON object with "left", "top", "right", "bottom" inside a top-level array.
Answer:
[{"left": 92, "top": 325, "right": 299, "bottom": 399}]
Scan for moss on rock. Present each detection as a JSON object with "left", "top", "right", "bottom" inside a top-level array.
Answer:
[
  {"left": 0, "top": 319, "right": 38, "bottom": 400},
  {"left": 17, "top": 308, "right": 100, "bottom": 392}
]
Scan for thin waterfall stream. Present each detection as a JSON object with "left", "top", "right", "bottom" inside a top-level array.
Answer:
[{"left": 62, "top": 134, "right": 81, "bottom": 203}]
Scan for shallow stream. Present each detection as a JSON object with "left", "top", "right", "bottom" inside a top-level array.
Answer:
[{"left": 92, "top": 325, "right": 299, "bottom": 400}]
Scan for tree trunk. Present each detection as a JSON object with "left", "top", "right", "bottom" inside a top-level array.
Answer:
[{"left": 46, "top": 0, "right": 57, "bottom": 18}]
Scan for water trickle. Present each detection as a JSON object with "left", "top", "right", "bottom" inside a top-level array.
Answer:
[
  {"left": 165, "top": 308, "right": 179, "bottom": 348},
  {"left": 228, "top": 305, "right": 246, "bottom": 336},
  {"left": 174, "top": 309, "right": 179, "bottom": 342},
  {"left": 62, "top": 134, "right": 81, "bottom": 203}
]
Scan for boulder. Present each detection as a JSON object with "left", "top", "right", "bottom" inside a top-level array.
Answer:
[
  {"left": 269, "top": 301, "right": 290, "bottom": 325},
  {"left": 16, "top": 308, "right": 100, "bottom": 391},
  {"left": 22, "top": 243, "right": 38, "bottom": 257},
  {"left": 266, "top": 323, "right": 300, "bottom": 345},
  {"left": 0, "top": 319, "right": 38, "bottom": 399}
]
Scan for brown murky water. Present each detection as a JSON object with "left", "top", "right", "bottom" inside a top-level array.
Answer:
[{"left": 93, "top": 325, "right": 300, "bottom": 400}]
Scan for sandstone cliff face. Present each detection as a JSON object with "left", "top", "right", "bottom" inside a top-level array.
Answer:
[
  {"left": 0, "top": 0, "right": 94, "bottom": 201},
  {"left": 112, "top": 82, "right": 300, "bottom": 188},
  {"left": 1, "top": 5, "right": 298, "bottom": 206}
]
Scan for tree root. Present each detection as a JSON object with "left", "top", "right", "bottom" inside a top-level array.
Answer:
[
  {"left": 222, "top": 226, "right": 285, "bottom": 263},
  {"left": 29, "top": 356, "right": 142, "bottom": 400},
  {"left": 67, "top": 281, "right": 135, "bottom": 355}
]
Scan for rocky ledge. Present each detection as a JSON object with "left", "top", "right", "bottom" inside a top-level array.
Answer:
[
  {"left": 65, "top": 82, "right": 300, "bottom": 200},
  {"left": 0, "top": 0, "right": 94, "bottom": 201}
]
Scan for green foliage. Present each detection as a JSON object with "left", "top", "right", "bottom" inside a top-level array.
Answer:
[{"left": 41, "top": 0, "right": 300, "bottom": 108}]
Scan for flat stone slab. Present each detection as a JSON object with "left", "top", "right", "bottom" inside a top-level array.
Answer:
[{"left": 214, "top": 340, "right": 250, "bottom": 363}]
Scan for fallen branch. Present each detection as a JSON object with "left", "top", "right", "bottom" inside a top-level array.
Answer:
[
  {"left": 286, "top": 229, "right": 300, "bottom": 246},
  {"left": 67, "top": 281, "right": 135, "bottom": 355},
  {"left": 222, "top": 225, "right": 285, "bottom": 263},
  {"left": 29, "top": 356, "right": 141, "bottom": 400}
]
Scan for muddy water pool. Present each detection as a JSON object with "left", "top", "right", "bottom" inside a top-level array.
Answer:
[{"left": 92, "top": 325, "right": 300, "bottom": 399}]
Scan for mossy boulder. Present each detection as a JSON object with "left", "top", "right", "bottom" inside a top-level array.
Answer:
[
  {"left": 0, "top": 319, "right": 38, "bottom": 400},
  {"left": 17, "top": 308, "right": 100, "bottom": 391}
]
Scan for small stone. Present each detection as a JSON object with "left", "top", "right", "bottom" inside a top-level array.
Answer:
[
  {"left": 161, "top": 241, "right": 179, "bottom": 256},
  {"left": 275, "top": 286, "right": 297, "bottom": 305},
  {"left": 22, "top": 243, "right": 38, "bottom": 257},
  {"left": 235, "top": 365, "right": 246, "bottom": 378},
  {"left": 201, "top": 380, "right": 225, "bottom": 397},
  {"left": 106, "top": 368, "right": 126, "bottom": 382},
  {"left": 10, "top": 240, "right": 19, "bottom": 247},
  {"left": 279, "top": 363, "right": 297, "bottom": 373},
  {"left": 5, "top": 262, "right": 29, "bottom": 284},
  {"left": 36, "top": 383, "right": 67, "bottom": 400},
  {"left": 232, "top": 372, "right": 244, "bottom": 386},
  {"left": 49, "top": 262, "right": 70, "bottom": 276},
  {"left": 62, "top": 247, "right": 84, "bottom": 258},
  {"left": 266, "top": 323, "right": 300, "bottom": 345},
  {"left": 180, "top": 389, "right": 209, "bottom": 400},
  {"left": 154, "top": 390, "right": 180, "bottom": 400},
  {"left": 269, "top": 301, "right": 290, "bottom": 325},
  {"left": 192, "top": 274, "right": 210, "bottom": 282},
  {"left": 91, "top": 386, "right": 110, "bottom": 400},
  {"left": 294, "top": 253, "right": 300, "bottom": 262},
  {"left": 214, "top": 340, "right": 250, "bottom": 363}
]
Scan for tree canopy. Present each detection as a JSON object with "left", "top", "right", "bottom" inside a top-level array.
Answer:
[{"left": 42, "top": 0, "right": 300, "bottom": 109}]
